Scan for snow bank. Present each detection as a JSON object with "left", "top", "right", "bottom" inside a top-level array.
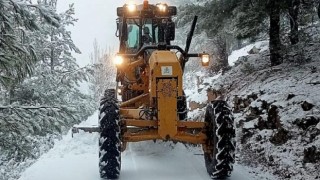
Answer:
[
  {"left": 184, "top": 72, "right": 221, "bottom": 105},
  {"left": 228, "top": 41, "right": 269, "bottom": 66},
  {"left": 18, "top": 112, "right": 99, "bottom": 180}
]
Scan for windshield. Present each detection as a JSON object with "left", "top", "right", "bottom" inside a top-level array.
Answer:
[
  {"left": 126, "top": 18, "right": 159, "bottom": 52},
  {"left": 142, "top": 19, "right": 158, "bottom": 45},
  {"left": 127, "top": 19, "right": 140, "bottom": 50}
]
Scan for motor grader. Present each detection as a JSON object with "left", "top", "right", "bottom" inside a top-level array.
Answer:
[{"left": 74, "top": 1, "right": 235, "bottom": 179}]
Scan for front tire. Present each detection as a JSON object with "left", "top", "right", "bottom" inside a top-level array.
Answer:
[
  {"left": 99, "top": 89, "right": 121, "bottom": 179},
  {"left": 204, "top": 100, "right": 236, "bottom": 179}
]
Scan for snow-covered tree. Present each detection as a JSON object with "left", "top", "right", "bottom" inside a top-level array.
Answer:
[
  {"left": 176, "top": 0, "right": 320, "bottom": 67},
  {"left": 0, "top": 0, "right": 60, "bottom": 90},
  {"left": 176, "top": 1, "right": 237, "bottom": 72},
  {"left": 89, "top": 40, "right": 116, "bottom": 103},
  {"left": 0, "top": 0, "right": 95, "bottom": 171}
]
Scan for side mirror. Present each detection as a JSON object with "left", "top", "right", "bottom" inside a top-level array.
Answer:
[
  {"left": 168, "top": 6, "right": 177, "bottom": 16},
  {"left": 116, "top": 20, "right": 120, "bottom": 38},
  {"left": 201, "top": 54, "right": 210, "bottom": 67},
  {"left": 165, "top": 22, "right": 175, "bottom": 41},
  {"left": 117, "top": 7, "right": 124, "bottom": 16}
]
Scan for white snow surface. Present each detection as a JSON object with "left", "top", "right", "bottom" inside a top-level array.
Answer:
[
  {"left": 228, "top": 41, "right": 269, "bottom": 66},
  {"left": 184, "top": 72, "right": 221, "bottom": 105},
  {"left": 19, "top": 111, "right": 274, "bottom": 180}
]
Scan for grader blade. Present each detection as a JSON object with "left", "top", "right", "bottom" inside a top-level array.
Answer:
[{"left": 71, "top": 126, "right": 99, "bottom": 137}]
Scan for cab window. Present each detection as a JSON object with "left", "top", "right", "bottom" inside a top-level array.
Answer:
[
  {"left": 127, "top": 19, "right": 140, "bottom": 50},
  {"left": 142, "top": 19, "right": 158, "bottom": 44}
]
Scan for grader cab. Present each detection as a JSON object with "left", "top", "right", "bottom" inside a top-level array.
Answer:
[{"left": 77, "top": 1, "right": 235, "bottom": 179}]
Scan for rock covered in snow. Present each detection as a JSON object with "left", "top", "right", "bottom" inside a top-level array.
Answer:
[{"left": 248, "top": 46, "right": 261, "bottom": 54}]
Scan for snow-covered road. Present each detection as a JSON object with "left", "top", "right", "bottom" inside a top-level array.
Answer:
[{"left": 19, "top": 112, "right": 272, "bottom": 180}]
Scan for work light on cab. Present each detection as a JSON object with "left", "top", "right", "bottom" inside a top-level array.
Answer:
[
  {"left": 201, "top": 54, "right": 210, "bottom": 66},
  {"left": 157, "top": 3, "right": 167, "bottom": 12},
  {"left": 126, "top": 2, "right": 137, "bottom": 12},
  {"left": 114, "top": 55, "right": 124, "bottom": 66}
]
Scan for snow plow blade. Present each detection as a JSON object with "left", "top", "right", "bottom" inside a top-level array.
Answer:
[{"left": 71, "top": 126, "right": 100, "bottom": 137}]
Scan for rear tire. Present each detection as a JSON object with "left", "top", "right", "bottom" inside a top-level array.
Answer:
[
  {"left": 99, "top": 89, "right": 121, "bottom": 179},
  {"left": 204, "top": 100, "right": 235, "bottom": 179}
]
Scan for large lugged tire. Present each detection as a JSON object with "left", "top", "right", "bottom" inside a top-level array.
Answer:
[
  {"left": 99, "top": 89, "right": 121, "bottom": 179},
  {"left": 204, "top": 100, "right": 236, "bottom": 179}
]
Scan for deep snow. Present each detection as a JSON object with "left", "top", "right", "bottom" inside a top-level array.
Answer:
[{"left": 19, "top": 111, "right": 275, "bottom": 180}]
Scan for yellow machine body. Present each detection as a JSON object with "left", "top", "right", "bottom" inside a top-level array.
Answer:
[
  {"left": 119, "top": 51, "right": 207, "bottom": 151},
  {"left": 149, "top": 51, "right": 182, "bottom": 140},
  {"left": 73, "top": 2, "right": 214, "bottom": 166},
  {"left": 95, "top": 2, "right": 236, "bottom": 179}
]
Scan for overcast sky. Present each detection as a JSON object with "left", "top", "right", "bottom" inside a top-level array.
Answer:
[
  {"left": 56, "top": 0, "right": 124, "bottom": 67},
  {"left": 56, "top": 0, "right": 176, "bottom": 67}
]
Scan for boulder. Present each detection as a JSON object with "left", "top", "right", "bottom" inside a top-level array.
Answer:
[
  {"left": 301, "top": 101, "right": 314, "bottom": 111},
  {"left": 269, "top": 128, "right": 289, "bottom": 145},
  {"left": 293, "top": 116, "right": 320, "bottom": 130},
  {"left": 248, "top": 46, "right": 261, "bottom": 54},
  {"left": 303, "top": 146, "right": 320, "bottom": 163},
  {"left": 267, "top": 105, "right": 282, "bottom": 129}
]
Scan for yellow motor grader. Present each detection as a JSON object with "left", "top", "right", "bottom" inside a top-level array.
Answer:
[{"left": 74, "top": 1, "right": 235, "bottom": 179}]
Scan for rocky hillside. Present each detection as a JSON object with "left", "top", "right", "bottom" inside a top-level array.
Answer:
[{"left": 185, "top": 41, "right": 320, "bottom": 179}]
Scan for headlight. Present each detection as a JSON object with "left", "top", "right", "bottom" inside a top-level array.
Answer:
[
  {"left": 157, "top": 3, "right": 167, "bottom": 12},
  {"left": 127, "top": 2, "right": 137, "bottom": 12},
  {"left": 114, "top": 55, "right": 124, "bottom": 66},
  {"left": 201, "top": 54, "right": 210, "bottom": 66},
  {"left": 117, "top": 88, "right": 122, "bottom": 95}
]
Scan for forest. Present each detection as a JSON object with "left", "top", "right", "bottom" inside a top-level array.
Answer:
[
  {"left": 0, "top": 1, "right": 97, "bottom": 178},
  {"left": 177, "top": 0, "right": 320, "bottom": 71}
]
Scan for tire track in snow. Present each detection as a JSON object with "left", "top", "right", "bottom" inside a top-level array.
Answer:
[
  {"left": 120, "top": 142, "right": 211, "bottom": 180},
  {"left": 185, "top": 152, "right": 211, "bottom": 180}
]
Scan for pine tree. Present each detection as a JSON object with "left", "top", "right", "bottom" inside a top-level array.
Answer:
[
  {"left": 0, "top": 0, "right": 60, "bottom": 89},
  {"left": 0, "top": 0, "right": 95, "bottom": 167},
  {"left": 89, "top": 40, "right": 116, "bottom": 102},
  {"left": 177, "top": 0, "right": 236, "bottom": 72},
  {"left": 14, "top": 0, "right": 95, "bottom": 120},
  {"left": 233, "top": 0, "right": 268, "bottom": 40}
]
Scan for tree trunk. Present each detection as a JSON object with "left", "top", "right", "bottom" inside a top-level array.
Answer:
[
  {"left": 288, "top": 0, "right": 300, "bottom": 44},
  {"left": 268, "top": 0, "right": 282, "bottom": 66},
  {"left": 219, "top": 37, "right": 229, "bottom": 70},
  {"left": 212, "top": 34, "right": 229, "bottom": 73}
]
